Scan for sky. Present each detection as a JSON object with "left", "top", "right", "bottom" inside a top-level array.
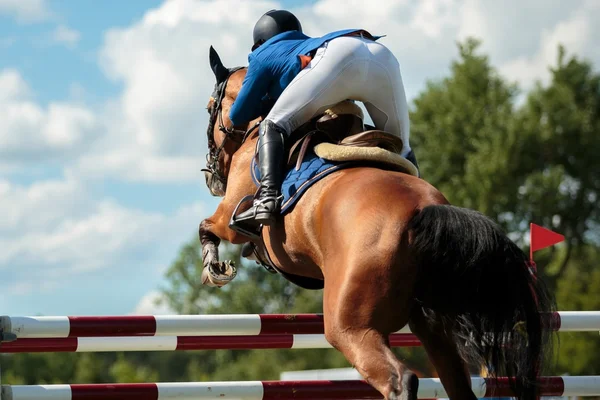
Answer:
[{"left": 1, "top": 0, "right": 599, "bottom": 317}]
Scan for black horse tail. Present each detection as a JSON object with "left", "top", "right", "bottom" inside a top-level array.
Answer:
[{"left": 408, "top": 204, "right": 557, "bottom": 400}]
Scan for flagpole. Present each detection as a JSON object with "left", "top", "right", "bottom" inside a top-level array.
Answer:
[
  {"left": 529, "top": 222, "right": 534, "bottom": 263},
  {"left": 528, "top": 222, "right": 563, "bottom": 400},
  {"left": 529, "top": 223, "right": 540, "bottom": 400}
]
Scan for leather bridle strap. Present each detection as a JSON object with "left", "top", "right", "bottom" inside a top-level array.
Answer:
[{"left": 202, "top": 67, "right": 260, "bottom": 186}]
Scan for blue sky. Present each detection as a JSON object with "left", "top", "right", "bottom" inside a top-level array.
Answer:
[
  {"left": 1, "top": 0, "right": 598, "bottom": 317},
  {"left": 1, "top": 1, "right": 157, "bottom": 104}
]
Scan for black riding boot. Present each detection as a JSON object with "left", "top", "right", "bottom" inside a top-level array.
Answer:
[{"left": 234, "top": 120, "right": 285, "bottom": 227}]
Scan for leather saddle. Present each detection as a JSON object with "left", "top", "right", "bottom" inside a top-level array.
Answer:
[{"left": 286, "top": 111, "right": 405, "bottom": 170}]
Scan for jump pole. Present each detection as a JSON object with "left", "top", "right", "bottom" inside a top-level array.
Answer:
[
  {"left": 3, "top": 376, "right": 600, "bottom": 400},
  {"left": 2, "top": 311, "right": 599, "bottom": 339},
  {"left": 0, "top": 333, "right": 421, "bottom": 353}
]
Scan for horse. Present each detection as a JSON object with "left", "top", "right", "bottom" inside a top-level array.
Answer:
[{"left": 198, "top": 46, "right": 557, "bottom": 400}]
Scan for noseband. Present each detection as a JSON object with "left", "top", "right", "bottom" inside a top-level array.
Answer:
[{"left": 202, "top": 67, "right": 260, "bottom": 189}]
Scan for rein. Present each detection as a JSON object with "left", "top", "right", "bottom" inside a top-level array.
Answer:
[{"left": 202, "top": 66, "right": 260, "bottom": 188}]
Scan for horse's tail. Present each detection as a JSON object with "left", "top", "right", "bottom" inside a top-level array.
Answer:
[{"left": 407, "top": 204, "right": 557, "bottom": 400}]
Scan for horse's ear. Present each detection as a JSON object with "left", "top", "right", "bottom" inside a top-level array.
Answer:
[{"left": 209, "top": 45, "right": 229, "bottom": 83}]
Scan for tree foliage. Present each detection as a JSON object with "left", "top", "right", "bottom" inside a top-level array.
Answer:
[{"left": 410, "top": 38, "right": 521, "bottom": 220}]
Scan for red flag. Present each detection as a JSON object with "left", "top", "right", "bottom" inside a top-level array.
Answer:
[{"left": 529, "top": 223, "right": 564, "bottom": 261}]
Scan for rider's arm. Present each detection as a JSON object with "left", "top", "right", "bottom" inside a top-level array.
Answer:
[{"left": 229, "top": 60, "right": 272, "bottom": 126}]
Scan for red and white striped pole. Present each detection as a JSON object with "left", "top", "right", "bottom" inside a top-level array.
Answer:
[
  {"left": 0, "top": 333, "right": 421, "bottom": 353},
  {"left": 2, "top": 311, "right": 598, "bottom": 339},
  {"left": 2, "top": 376, "right": 599, "bottom": 400}
]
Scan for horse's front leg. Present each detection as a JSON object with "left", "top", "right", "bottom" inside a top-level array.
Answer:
[
  {"left": 199, "top": 200, "right": 252, "bottom": 287},
  {"left": 199, "top": 219, "right": 234, "bottom": 287}
]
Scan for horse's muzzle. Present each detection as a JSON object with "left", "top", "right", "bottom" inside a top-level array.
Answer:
[{"left": 204, "top": 170, "right": 226, "bottom": 197}]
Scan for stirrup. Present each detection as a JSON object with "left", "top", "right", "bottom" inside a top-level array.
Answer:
[
  {"left": 229, "top": 195, "right": 262, "bottom": 240},
  {"left": 235, "top": 188, "right": 281, "bottom": 218},
  {"left": 245, "top": 195, "right": 281, "bottom": 221}
]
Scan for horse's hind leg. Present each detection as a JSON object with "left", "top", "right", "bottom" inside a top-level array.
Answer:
[
  {"left": 322, "top": 262, "right": 418, "bottom": 400},
  {"left": 326, "top": 326, "right": 418, "bottom": 400},
  {"left": 409, "top": 310, "right": 478, "bottom": 400}
]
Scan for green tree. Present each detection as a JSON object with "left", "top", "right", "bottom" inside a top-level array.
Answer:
[
  {"left": 515, "top": 45, "right": 600, "bottom": 282},
  {"left": 518, "top": 48, "right": 600, "bottom": 373},
  {"left": 73, "top": 353, "right": 108, "bottom": 383},
  {"left": 410, "top": 39, "right": 599, "bottom": 279},
  {"left": 110, "top": 354, "right": 159, "bottom": 383},
  {"left": 1, "top": 353, "right": 80, "bottom": 384},
  {"left": 410, "top": 38, "right": 600, "bottom": 375},
  {"left": 410, "top": 37, "right": 521, "bottom": 219}
]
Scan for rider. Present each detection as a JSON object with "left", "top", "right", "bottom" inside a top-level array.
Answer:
[{"left": 231, "top": 9, "right": 418, "bottom": 228}]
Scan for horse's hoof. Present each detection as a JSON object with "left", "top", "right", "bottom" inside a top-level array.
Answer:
[
  {"left": 201, "top": 260, "right": 237, "bottom": 287},
  {"left": 399, "top": 371, "right": 418, "bottom": 400}
]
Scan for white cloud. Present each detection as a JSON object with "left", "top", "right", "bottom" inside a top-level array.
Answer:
[
  {"left": 410, "top": 0, "right": 459, "bottom": 39},
  {"left": 457, "top": 0, "right": 584, "bottom": 61},
  {"left": 72, "top": 151, "right": 207, "bottom": 183},
  {"left": 0, "top": 175, "right": 206, "bottom": 294},
  {"left": 312, "top": 0, "right": 409, "bottom": 23},
  {"left": 0, "top": 0, "right": 52, "bottom": 23},
  {"left": 0, "top": 68, "right": 30, "bottom": 101},
  {"left": 69, "top": 0, "right": 277, "bottom": 183},
  {"left": 51, "top": 24, "right": 81, "bottom": 48},
  {"left": 131, "top": 291, "right": 175, "bottom": 315},
  {"left": 0, "top": 69, "right": 100, "bottom": 168},
  {"left": 497, "top": 1, "right": 600, "bottom": 89}
]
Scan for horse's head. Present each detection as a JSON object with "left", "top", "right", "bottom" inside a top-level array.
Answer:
[{"left": 203, "top": 46, "right": 258, "bottom": 197}]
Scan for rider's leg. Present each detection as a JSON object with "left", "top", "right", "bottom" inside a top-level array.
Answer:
[
  {"left": 357, "top": 40, "right": 417, "bottom": 168},
  {"left": 233, "top": 120, "right": 285, "bottom": 226},
  {"left": 354, "top": 40, "right": 419, "bottom": 175}
]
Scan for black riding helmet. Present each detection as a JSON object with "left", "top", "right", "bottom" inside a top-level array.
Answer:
[{"left": 252, "top": 9, "right": 302, "bottom": 51}]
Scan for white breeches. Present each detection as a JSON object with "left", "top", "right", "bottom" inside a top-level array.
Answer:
[{"left": 266, "top": 35, "right": 412, "bottom": 157}]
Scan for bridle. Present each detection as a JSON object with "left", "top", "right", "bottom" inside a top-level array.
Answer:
[{"left": 202, "top": 66, "right": 260, "bottom": 190}]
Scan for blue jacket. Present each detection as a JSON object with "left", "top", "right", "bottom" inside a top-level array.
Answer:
[{"left": 229, "top": 29, "right": 381, "bottom": 126}]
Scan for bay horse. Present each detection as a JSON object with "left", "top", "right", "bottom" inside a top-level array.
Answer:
[{"left": 198, "top": 46, "right": 556, "bottom": 400}]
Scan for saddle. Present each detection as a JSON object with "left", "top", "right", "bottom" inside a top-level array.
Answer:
[{"left": 286, "top": 101, "right": 417, "bottom": 176}]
